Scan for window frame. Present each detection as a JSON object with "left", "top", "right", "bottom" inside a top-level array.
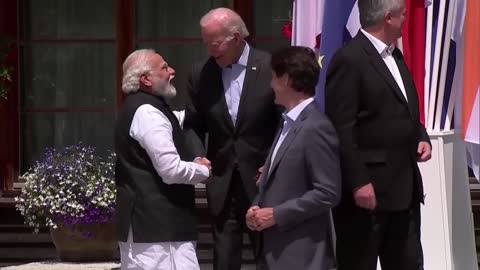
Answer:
[{"left": 0, "top": 0, "right": 254, "bottom": 196}]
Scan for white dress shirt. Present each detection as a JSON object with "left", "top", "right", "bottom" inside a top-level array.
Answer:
[
  {"left": 269, "top": 97, "right": 315, "bottom": 172},
  {"left": 222, "top": 42, "right": 250, "bottom": 125},
  {"left": 361, "top": 29, "right": 408, "bottom": 102},
  {"left": 129, "top": 104, "right": 209, "bottom": 185}
]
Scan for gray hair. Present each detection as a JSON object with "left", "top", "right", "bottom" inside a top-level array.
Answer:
[
  {"left": 121, "top": 49, "right": 156, "bottom": 94},
  {"left": 358, "top": 0, "right": 405, "bottom": 28},
  {"left": 200, "top": 8, "right": 250, "bottom": 38}
]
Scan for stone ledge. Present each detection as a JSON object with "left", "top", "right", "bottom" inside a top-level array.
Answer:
[{"left": 0, "top": 261, "right": 120, "bottom": 270}]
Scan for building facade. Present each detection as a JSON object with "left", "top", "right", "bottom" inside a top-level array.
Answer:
[{"left": 0, "top": 0, "right": 293, "bottom": 200}]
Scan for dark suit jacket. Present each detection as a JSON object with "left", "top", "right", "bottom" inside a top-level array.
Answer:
[
  {"left": 325, "top": 31, "right": 430, "bottom": 211},
  {"left": 186, "top": 47, "right": 280, "bottom": 215},
  {"left": 253, "top": 101, "right": 341, "bottom": 270}
]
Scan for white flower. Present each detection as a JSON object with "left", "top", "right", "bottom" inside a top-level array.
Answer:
[{"left": 15, "top": 145, "right": 116, "bottom": 231}]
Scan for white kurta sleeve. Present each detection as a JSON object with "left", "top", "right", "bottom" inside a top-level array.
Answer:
[{"left": 129, "top": 104, "right": 209, "bottom": 185}]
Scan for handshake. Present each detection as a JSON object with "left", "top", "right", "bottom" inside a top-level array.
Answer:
[
  {"left": 194, "top": 157, "right": 211, "bottom": 169},
  {"left": 194, "top": 157, "right": 212, "bottom": 179}
]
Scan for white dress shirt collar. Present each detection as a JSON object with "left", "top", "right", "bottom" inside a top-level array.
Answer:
[
  {"left": 284, "top": 97, "right": 315, "bottom": 122},
  {"left": 360, "top": 29, "right": 408, "bottom": 102},
  {"left": 236, "top": 42, "right": 250, "bottom": 67},
  {"left": 360, "top": 29, "right": 395, "bottom": 56},
  {"left": 224, "top": 42, "right": 250, "bottom": 69}
]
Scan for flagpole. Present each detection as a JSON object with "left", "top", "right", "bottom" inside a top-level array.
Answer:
[
  {"left": 427, "top": 0, "right": 447, "bottom": 131},
  {"left": 445, "top": 1, "right": 466, "bottom": 130},
  {"left": 291, "top": 0, "right": 297, "bottom": 46},
  {"left": 434, "top": 0, "right": 455, "bottom": 132},
  {"left": 424, "top": 2, "right": 433, "bottom": 131},
  {"left": 444, "top": 64, "right": 459, "bottom": 130}
]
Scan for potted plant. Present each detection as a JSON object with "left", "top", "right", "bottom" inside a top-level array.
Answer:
[{"left": 15, "top": 143, "right": 117, "bottom": 262}]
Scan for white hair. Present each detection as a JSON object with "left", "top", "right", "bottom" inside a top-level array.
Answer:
[
  {"left": 358, "top": 0, "right": 404, "bottom": 28},
  {"left": 121, "top": 49, "right": 156, "bottom": 94},
  {"left": 200, "top": 8, "right": 250, "bottom": 38}
]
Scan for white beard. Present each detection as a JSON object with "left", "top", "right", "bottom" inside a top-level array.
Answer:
[{"left": 153, "top": 76, "right": 176, "bottom": 98}]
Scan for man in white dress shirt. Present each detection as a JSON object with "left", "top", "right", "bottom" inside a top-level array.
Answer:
[
  {"left": 325, "top": 0, "right": 432, "bottom": 269},
  {"left": 246, "top": 46, "right": 341, "bottom": 270},
  {"left": 114, "top": 49, "right": 211, "bottom": 270},
  {"left": 185, "top": 8, "right": 280, "bottom": 270}
]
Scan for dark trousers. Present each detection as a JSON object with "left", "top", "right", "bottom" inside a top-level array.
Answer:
[
  {"left": 333, "top": 203, "right": 423, "bottom": 270},
  {"left": 213, "top": 169, "right": 259, "bottom": 270}
]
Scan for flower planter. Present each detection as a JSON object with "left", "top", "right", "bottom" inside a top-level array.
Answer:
[
  {"left": 49, "top": 221, "right": 117, "bottom": 262},
  {"left": 15, "top": 144, "right": 117, "bottom": 262}
]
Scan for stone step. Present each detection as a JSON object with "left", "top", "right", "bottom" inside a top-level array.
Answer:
[
  {"left": 0, "top": 247, "right": 58, "bottom": 261},
  {"left": 0, "top": 228, "right": 251, "bottom": 247},
  {"left": 0, "top": 246, "right": 254, "bottom": 265},
  {"left": 0, "top": 188, "right": 251, "bottom": 266},
  {"left": 0, "top": 227, "right": 254, "bottom": 265},
  {"left": 0, "top": 234, "right": 251, "bottom": 254},
  {"left": 472, "top": 199, "right": 480, "bottom": 207},
  {"left": 0, "top": 233, "right": 52, "bottom": 244}
]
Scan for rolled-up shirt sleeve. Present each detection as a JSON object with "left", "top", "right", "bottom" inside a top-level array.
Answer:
[{"left": 129, "top": 104, "right": 209, "bottom": 185}]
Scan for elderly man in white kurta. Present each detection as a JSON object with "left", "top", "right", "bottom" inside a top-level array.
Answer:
[{"left": 114, "top": 49, "right": 211, "bottom": 270}]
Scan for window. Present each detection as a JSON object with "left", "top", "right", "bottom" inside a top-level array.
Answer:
[
  {"left": 253, "top": 0, "right": 291, "bottom": 52},
  {"left": 135, "top": 0, "right": 231, "bottom": 110},
  {"left": 19, "top": 0, "right": 116, "bottom": 173},
  {"left": 0, "top": 0, "right": 293, "bottom": 193}
]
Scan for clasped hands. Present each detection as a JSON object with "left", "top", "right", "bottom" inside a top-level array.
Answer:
[
  {"left": 245, "top": 206, "right": 275, "bottom": 231},
  {"left": 194, "top": 157, "right": 211, "bottom": 169},
  {"left": 194, "top": 157, "right": 212, "bottom": 179}
]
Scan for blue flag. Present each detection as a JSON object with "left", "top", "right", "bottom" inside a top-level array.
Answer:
[{"left": 316, "top": 0, "right": 358, "bottom": 111}]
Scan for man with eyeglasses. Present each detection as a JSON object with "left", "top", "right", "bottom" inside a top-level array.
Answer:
[{"left": 185, "top": 7, "right": 281, "bottom": 270}]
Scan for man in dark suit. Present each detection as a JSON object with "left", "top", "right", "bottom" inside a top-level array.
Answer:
[
  {"left": 246, "top": 46, "right": 341, "bottom": 270},
  {"left": 325, "top": 0, "right": 432, "bottom": 269},
  {"left": 185, "top": 7, "right": 280, "bottom": 270}
]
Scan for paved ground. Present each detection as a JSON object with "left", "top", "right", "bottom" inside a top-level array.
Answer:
[
  {"left": 0, "top": 261, "right": 119, "bottom": 270},
  {"left": 200, "top": 264, "right": 255, "bottom": 270},
  {"left": 0, "top": 261, "right": 256, "bottom": 270}
]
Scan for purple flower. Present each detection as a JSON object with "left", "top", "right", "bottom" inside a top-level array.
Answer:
[{"left": 15, "top": 143, "right": 116, "bottom": 231}]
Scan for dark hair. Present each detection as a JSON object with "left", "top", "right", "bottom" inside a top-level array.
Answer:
[{"left": 270, "top": 46, "right": 319, "bottom": 96}]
